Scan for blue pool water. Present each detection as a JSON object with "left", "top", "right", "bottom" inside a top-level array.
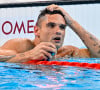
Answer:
[{"left": 0, "top": 58, "right": 100, "bottom": 90}]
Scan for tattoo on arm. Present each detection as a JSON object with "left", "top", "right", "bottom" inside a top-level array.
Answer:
[
  {"left": 98, "top": 50, "right": 100, "bottom": 54},
  {"left": 86, "top": 32, "right": 100, "bottom": 55},
  {"left": 0, "top": 55, "right": 16, "bottom": 62},
  {"left": 87, "top": 32, "right": 99, "bottom": 43},
  {"left": 90, "top": 35, "right": 97, "bottom": 41},
  {"left": 93, "top": 43, "right": 97, "bottom": 46},
  {"left": 64, "top": 16, "right": 72, "bottom": 25}
]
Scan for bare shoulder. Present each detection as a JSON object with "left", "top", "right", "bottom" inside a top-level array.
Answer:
[{"left": 0, "top": 38, "right": 34, "bottom": 53}]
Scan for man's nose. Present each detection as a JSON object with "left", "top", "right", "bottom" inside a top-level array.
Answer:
[
  {"left": 55, "top": 32, "right": 61, "bottom": 35},
  {"left": 55, "top": 26, "right": 62, "bottom": 35}
]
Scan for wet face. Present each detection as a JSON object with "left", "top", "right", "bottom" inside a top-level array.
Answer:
[{"left": 38, "top": 14, "right": 66, "bottom": 49}]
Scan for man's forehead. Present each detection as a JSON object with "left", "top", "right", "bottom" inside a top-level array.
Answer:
[{"left": 44, "top": 14, "right": 66, "bottom": 24}]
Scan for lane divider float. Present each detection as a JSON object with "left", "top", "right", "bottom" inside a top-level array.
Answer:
[{"left": 22, "top": 60, "right": 100, "bottom": 69}]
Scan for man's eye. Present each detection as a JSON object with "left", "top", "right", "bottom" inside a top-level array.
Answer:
[
  {"left": 59, "top": 24, "right": 66, "bottom": 30},
  {"left": 47, "top": 23, "right": 55, "bottom": 28}
]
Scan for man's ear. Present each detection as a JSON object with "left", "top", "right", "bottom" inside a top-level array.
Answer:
[{"left": 34, "top": 26, "right": 40, "bottom": 37}]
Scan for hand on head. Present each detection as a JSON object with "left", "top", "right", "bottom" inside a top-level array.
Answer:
[
  {"left": 46, "top": 4, "right": 72, "bottom": 25},
  {"left": 46, "top": 4, "right": 59, "bottom": 11},
  {"left": 46, "top": 4, "right": 65, "bottom": 14}
]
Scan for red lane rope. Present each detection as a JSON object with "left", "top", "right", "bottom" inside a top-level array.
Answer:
[{"left": 22, "top": 60, "right": 100, "bottom": 69}]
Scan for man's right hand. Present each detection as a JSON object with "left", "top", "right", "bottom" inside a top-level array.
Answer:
[
  {"left": 26, "top": 42, "right": 57, "bottom": 61},
  {"left": 46, "top": 4, "right": 73, "bottom": 25}
]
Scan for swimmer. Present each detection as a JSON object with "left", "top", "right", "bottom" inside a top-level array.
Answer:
[{"left": 0, "top": 4, "right": 100, "bottom": 63}]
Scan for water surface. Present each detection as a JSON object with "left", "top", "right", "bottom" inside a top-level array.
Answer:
[{"left": 0, "top": 58, "right": 100, "bottom": 90}]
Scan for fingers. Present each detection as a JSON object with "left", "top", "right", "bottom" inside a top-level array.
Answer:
[
  {"left": 32, "top": 50, "right": 52, "bottom": 60},
  {"left": 42, "top": 45, "right": 56, "bottom": 54},
  {"left": 47, "top": 4, "right": 59, "bottom": 11},
  {"left": 30, "top": 42, "right": 57, "bottom": 61},
  {"left": 39, "top": 42, "right": 57, "bottom": 60},
  {"left": 41, "top": 42, "right": 57, "bottom": 55},
  {"left": 41, "top": 42, "right": 56, "bottom": 49},
  {"left": 40, "top": 50, "right": 53, "bottom": 59}
]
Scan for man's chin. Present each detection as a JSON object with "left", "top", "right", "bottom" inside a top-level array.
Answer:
[
  {"left": 55, "top": 44, "right": 62, "bottom": 50},
  {"left": 51, "top": 41, "right": 62, "bottom": 49}
]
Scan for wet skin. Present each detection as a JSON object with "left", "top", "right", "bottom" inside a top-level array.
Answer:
[{"left": 35, "top": 14, "right": 66, "bottom": 49}]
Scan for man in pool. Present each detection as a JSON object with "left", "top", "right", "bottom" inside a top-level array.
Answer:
[{"left": 0, "top": 4, "right": 100, "bottom": 63}]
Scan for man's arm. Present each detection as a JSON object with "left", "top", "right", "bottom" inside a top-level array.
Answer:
[
  {"left": 0, "top": 39, "right": 57, "bottom": 63},
  {"left": 0, "top": 51, "right": 39, "bottom": 63},
  {"left": 0, "top": 50, "right": 17, "bottom": 62},
  {"left": 64, "top": 11, "right": 100, "bottom": 57},
  {"left": 0, "top": 38, "right": 34, "bottom": 62},
  {"left": 47, "top": 4, "right": 100, "bottom": 58},
  {"left": 56, "top": 45, "right": 90, "bottom": 58},
  {"left": 0, "top": 55, "right": 16, "bottom": 62}
]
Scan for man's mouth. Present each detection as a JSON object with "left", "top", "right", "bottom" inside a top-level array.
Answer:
[{"left": 53, "top": 37, "right": 61, "bottom": 43}]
